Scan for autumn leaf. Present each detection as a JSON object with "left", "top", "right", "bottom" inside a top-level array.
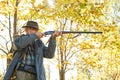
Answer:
[
  {"left": 7, "top": 53, "right": 13, "bottom": 60},
  {"left": 57, "top": 64, "right": 62, "bottom": 69}
]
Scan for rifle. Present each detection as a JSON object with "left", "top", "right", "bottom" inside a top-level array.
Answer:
[{"left": 44, "top": 31, "right": 102, "bottom": 35}]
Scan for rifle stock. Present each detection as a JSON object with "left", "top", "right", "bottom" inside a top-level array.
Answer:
[{"left": 44, "top": 31, "right": 102, "bottom": 35}]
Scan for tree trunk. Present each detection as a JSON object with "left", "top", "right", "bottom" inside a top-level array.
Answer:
[
  {"left": 59, "top": 69, "right": 65, "bottom": 80},
  {"left": 13, "top": 0, "right": 19, "bottom": 38},
  {"left": 59, "top": 36, "right": 66, "bottom": 80},
  {"left": 7, "top": 0, "right": 19, "bottom": 67}
]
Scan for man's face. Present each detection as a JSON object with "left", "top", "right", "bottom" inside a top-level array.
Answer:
[{"left": 25, "top": 27, "right": 38, "bottom": 34}]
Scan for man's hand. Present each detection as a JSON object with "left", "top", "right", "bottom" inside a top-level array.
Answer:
[
  {"left": 52, "top": 31, "right": 62, "bottom": 38},
  {"left": 35, "top": 32, "right": 45, "bottom": 38}
]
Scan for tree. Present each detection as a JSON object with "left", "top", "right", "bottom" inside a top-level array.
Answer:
[
  {"left": 1, "top": 0, "right": 119, "bottom": 80},
  {"left": 36, "top": 0, "right": 106, "bottom": 80},
  {"left": 0, "top": 0, "right": 47, "bottom": 68},
  {"left": 0, "top": 0, "right": 20, "bottom": 67},
  {"left": 0, "top": 0, "right": 54, "bottom": 79},
  {"left": 55, "top": 18, "right": 80, "bottom": 80},
  {"left": 75, "top": 0, "right": 120, "bottom": 80}
]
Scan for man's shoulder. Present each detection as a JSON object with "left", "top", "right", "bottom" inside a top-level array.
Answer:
[{"left": 15, "top": 34, "right": 26, "bottom": 38}]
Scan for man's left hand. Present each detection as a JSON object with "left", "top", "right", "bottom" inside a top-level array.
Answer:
[{"left": 52, "top": 31, "right": 62, "bottom": 38}]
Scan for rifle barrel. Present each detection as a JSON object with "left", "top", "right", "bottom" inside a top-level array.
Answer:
[
  {"left": 62, "top": 31, "right": 102, "bottom": 34},
  {"left": 44, "top": 31, "right": 102, "bottom": 35}
]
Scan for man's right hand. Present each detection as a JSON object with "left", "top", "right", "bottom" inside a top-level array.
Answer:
[{"left": 35, "top": 32, "right": 45, "bottom": 38}]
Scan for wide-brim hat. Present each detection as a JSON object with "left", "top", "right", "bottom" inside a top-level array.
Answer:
[{"left": 22, "top": 21, "right": 39, "bottom": 29}]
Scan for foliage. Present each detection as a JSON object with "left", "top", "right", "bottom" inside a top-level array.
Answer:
[
  {"left": 74, "top": 0, "right": 120, "bottom": 80},
  {"left": 0, "top": 74, "right": 3, "bottom": 80},
  {"left": 0, "top": 0, "right": 120, "bottom": 80}
]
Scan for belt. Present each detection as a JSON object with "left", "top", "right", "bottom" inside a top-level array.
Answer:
[{"left": 18, "top": 63, "right": 36, "bottom": 75}]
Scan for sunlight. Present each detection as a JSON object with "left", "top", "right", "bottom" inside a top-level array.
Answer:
[
  {"left": 0, "top": 54, "right": 6, "bottom": 74},
  {"left": 47, "top": 0, "right": 55, "bottom": 8}
]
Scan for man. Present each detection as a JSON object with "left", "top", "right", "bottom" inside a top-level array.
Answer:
[{"left": 4, "top": 21, "right": 61, "bottom": 80}]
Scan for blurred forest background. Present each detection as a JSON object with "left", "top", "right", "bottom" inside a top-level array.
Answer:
[{"left": 0, "top": 0, "right": 120, "bottom": 80}]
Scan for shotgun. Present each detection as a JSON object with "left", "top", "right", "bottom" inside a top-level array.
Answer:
[{"left": 44, "top": 31, "right": 102, "bottom": 35}]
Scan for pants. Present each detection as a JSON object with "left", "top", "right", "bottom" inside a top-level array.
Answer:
[{"left": 15, "top": 70, "right": 36, "bottom": 80}]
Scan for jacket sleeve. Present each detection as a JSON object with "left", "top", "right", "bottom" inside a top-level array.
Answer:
[
  {"left": 43, "top": 37, "right": 56, "bottom": 58},
  {"left": 14, "top": 34, "right": 38, "bottom": 49}
]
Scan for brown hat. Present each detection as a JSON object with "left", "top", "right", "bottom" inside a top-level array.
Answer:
[{"left": 22, "top": 21, "right": 39, "bottom": 29}]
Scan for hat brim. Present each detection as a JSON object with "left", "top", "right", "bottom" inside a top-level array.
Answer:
[{"left": 22, "top": 26, "right": 39, "bottom": 29}]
